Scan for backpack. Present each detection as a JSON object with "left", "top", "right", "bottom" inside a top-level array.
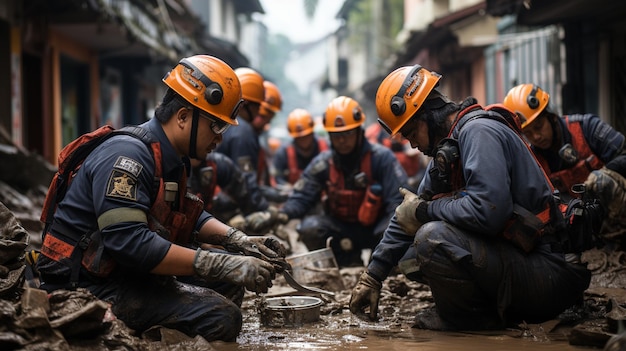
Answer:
[{"left": 40, "top": 125, "right": 159, "bottom": 229}]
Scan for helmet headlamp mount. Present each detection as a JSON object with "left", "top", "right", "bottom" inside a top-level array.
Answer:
[
  {"left": 527, "top": 85, "right": 539, "bottom": 109},
  {"left": 390, "top": 65, "right": 423, "bottom": 116},
  {"left": 179, "top": 58, "right": 223, "bottom": 106}
]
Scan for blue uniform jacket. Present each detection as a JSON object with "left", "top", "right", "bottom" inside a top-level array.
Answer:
[
  {"left": 215, "top": 117, "right": 261, "bottom": 177},
  {"left": 280, "top": 140, "right": 408, "bottom": 229},
  {"left": 190, "top": 151, "right": 268, "bottom": 214},
  {"left": 40, "top": 118, "right": 213, "bottom": 276},
  {"left": 367, "top": 110, "right": 556, "bottom": 281}
]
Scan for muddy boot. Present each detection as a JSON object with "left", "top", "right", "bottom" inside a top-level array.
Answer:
[
  {"left": 424, "top": 271, "right": 504, "bottom": 330},
  {"left": 413, "top": 306, "right": 456, "bottom": 331}
]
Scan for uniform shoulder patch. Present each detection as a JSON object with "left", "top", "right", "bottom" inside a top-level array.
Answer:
[
  {"left": 114, "top": 156, "right": 143, "bottom": 177},
  {"left": 106, "top": 170, "right": 138, "bottom": 201}
]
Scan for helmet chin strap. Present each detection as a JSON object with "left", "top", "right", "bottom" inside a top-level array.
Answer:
[{"left": 189, "top": 107, "right": 200, "bottom": 160}]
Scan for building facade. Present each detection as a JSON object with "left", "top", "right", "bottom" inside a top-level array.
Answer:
[{"left": 0, "top": 0, "right": 263, "bottom": 165}]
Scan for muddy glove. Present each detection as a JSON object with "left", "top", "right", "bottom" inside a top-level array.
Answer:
[
  {"left": 193, "top": 249, "right": 275, "bottom": 293},
  {"left": 245, "top": 209, "right": 289, "bottom": 233},
  {"left": 584, "top": 167, "right": 626, "bottom": 223},
  {"left": 223, "top": 228, "right": 287, "bottom": 259},
  {"left": 395, "top": 187, "right": 429, "bottom": 235},
  {"left": 349, "top": 271, "right": 383, "bottom": 321}
]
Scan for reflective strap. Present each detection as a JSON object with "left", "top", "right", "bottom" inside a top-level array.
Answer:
[
  {"left": 97, "top": 208, "right": 147, "bottom": 231},
  {"left": 41, "top": 234, "right": 74, "bottom": 262}
]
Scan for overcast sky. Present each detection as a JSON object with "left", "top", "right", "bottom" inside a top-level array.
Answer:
[{"left": 258, "top": 0, "right": 344, "bottom": 43}]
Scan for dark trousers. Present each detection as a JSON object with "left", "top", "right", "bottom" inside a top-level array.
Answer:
[
  {"left": 402, "top": 221, "right": 591, "bottom": 329},
  {"left": 41, "top": 273, "right": 244, "bottom": 342}
]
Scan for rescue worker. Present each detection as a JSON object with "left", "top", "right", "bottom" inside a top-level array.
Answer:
[
  {"left": 365, "top": 122, "right": 428, "bottom": 190},
  {"left": 35, "top": 55, "right": 286, "bottom": 342},
  {"left": 271, "top": 108, "right": 329, "bottom": 254},
  {"left": 503, "top": 83, "right": 626, "bottom": 204},
  {"left": 254, "top": 80, "right": 287, "bottom": 202},
  {"left": 349, "top": 65, "right": 591, "bottom": 331},
  {"left": 216, "top": 67, "right": 269, "bottom": 190},
  {"left": 246, "top": 96, "right": 408, "bottom": 267},
  {"left": 188, "top": 152, "right": 270, "bottom": 224},
  {"left": 273, "top": 108, "right": 329, "bottom": 187},
  {"left": 252, "top": 80, "right": 283, "bottom": 135}
]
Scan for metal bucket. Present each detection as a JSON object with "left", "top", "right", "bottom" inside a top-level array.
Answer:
[
  {"left": 260, "top": 296, "right": 323, "bottom": 328},
  {"left": 286, "top": 247, "right": 345, "bottom": 291}
]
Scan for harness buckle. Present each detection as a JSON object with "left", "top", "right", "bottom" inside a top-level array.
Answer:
[{"left": 77, "top": 235, "right": 91, "bottom": 250}]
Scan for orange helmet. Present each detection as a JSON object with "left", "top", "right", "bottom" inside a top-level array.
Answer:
[
  {"left": 503, "top": 84, "right": 550, "bottom": 129},
  {"left": 375, "top": 65, "right": 441, "bottom": 136},
  {"left": 260, "top": 81, "right": 283, "bottom": 116},
  {"left": 268, "top": 137, "right": 282, "bottom": 154},
  {"left": 323, "top": 96, "right": 365, "bottom": 133},
  {"left": 287, "top": 108, "right": 315, "bottom": 137},
  {"left": 163, "top": 55, "right": 241, "bottom": 125},
  {"left": 235, "top": 67, "right": 265, "bottom": 104}
]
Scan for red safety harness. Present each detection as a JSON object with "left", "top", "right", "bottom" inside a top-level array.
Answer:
[
  {"left": 326, "top": 152, "right": 373, "bottom": 223},
  {"left": 536, "top": 116, "right": 604, "bottom": 197},
  {"left": 286, "top": 139, "right": 329, "bottom": 184},
  {"left": 444, "top": 104, "right": 556, "bottom": 252},
  {"left": 40, "top": 125, "right": 203, "bottom": 284}
]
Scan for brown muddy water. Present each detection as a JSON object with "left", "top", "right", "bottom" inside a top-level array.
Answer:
[
  {"left": 211, "top": 273, "right": 595, "bottom": 351},
  {"left": 215, "top": 305, "right": 591, "bottom": 350}
]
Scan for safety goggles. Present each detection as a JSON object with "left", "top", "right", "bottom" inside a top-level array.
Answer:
[
  {"left": 199, "top": 111, "right": 230, "bottom": 135},
  {"left": 329, "top": 128, "right": 358, "bottom": 138}
]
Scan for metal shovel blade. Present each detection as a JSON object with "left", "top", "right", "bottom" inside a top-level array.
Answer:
[{"left": 282, "top": 270, "right": 335, "bottom": 297}]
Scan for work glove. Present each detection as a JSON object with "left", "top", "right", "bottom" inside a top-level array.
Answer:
[
  {"left": 193, "top": 249, "right": 276, "bottom": 293},
  {"left": 223, "top": 228, "right": 287, "bottom": 259},
  {"left": 395, "top": 187, "right": 428, "bottom": 235},
  {"left": 349, "top": 271, "right": 383, "bottom": 321},
  {"left": 245, "top": 208, "right": 289, "bottom": 233},
  {"left": 584, "top": 167, "right": 626, "bottom": 224}
]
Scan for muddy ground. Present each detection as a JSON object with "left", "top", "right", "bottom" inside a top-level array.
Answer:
[
  {"left": 223, "top": 245, "right": 626, "bottom": 351},
  {"left": 2, "top": 243, "right": 626, "bottom": 351}
]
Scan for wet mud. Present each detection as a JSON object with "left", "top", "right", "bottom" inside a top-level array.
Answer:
[
  {"left": 2, "top": 245, "right": 624, "bottom": 350},
  {"left": 216, "top": 266, "right": 608, "bottom": 351}
]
